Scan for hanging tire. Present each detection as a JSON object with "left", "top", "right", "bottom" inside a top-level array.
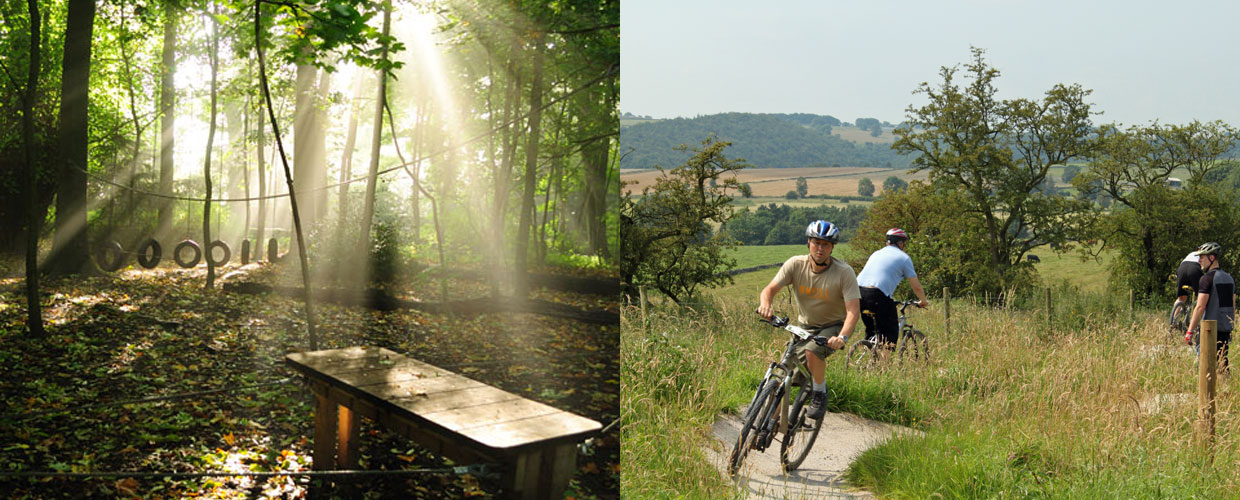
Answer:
[
  {"left": 240, "top": 239, "right": 251, "bottom": 265},
  {"left": 174, "top": 240, "right": 202, "bottom": 268},
  {"left": 206, "top": 240, "right": 231, "bottom": 266},
  {"left": 267, "top": 239, "right": 279, "bottom": 262},
  {"left": 95, "top": 240, "right": 125, "bottom": 272},
  {"left": 781, "top": 384, "right": 822, "bottom": 472},
  {"left": 136, "top": 238, "right": 162, "bottom": 269}
]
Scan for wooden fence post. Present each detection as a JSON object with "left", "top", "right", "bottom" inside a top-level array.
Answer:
[
  {"left": 1197, "top": 319, "right": 1218, "bottom": 456},
  {"left": 943, "top": 287, "right": 950, "bottom": 336},
  {"left": 639, "top": 286, "right": 648, "bottom": 332},
  {"left": 1130, "top": 289, "right": 1136, "bottom": 323},
  {"left": 1045, "top": 287, "right": 1052, "bottom": 324}
]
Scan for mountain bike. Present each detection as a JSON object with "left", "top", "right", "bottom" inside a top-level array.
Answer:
[
  {"left": 847, "top": 299, "right": 928, "bottom": 370},
  {"left": 726, "top": 315, "right": 830, "bottom": 476},
  {"left": 1169, "top": 285, "right": 1196, "bottom": 342}
]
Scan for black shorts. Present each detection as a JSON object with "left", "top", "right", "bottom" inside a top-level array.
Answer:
[
  {"left": 1176, "top": 261, "right": 1203, "bottom": 298},
  {"left": 860, "top": 287, "right": 899, "bottom": 345}
]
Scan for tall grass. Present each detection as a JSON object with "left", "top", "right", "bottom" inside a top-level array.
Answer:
[{"left": 623, "top": 278, "right": 1240, "bottom": 498}]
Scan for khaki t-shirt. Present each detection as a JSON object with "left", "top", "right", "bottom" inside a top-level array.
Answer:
[{"left": 772, "top": 255, "right": 860, "bottom": 327}]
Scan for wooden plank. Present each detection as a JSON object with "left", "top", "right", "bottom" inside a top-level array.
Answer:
[
  {"left": 459, "top": 412, "right": 601, "bottom": 450},
  {"left": 385, "top": 385, "right": 523, "bottom": 414},
  {"left": 422, "top": 398, "right": 561, "bottom": 433},
  {"left": 295, "top": 354, "right": 455, "bottom": 379}
]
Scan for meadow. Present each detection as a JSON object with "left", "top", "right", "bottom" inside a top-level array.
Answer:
[
  {"left": 621, "top": 166, "right": 928, "bottom": 198},
  {"left": 621, "top": 249, "right": 1240, "bottom": 499}
]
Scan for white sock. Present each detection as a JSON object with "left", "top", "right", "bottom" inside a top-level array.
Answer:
[{"left": 813, "top": 381, "right": 825, "bottom": 393}]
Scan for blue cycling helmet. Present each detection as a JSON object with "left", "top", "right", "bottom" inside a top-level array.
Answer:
[{"left": 805, "top": 220, "right": 840, "bottom": 243}]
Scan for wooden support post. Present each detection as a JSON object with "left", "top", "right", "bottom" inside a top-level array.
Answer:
[
  {"left": 337, "top": 404, "right": 360, "bottom": 469},
  {"left": 312, "top": 393, "right": 339, "bottom": 470},
  {"left": 639, "top": 286, "right": 647, "bottom": 331},
  {"left": 943, "top": 287, "right": 950, "bottom": 336},
  {"left": 538, "top": 444, "right": 577, "bottom": 500},
  {"left": 1130, "top": 289, "right": 1136, "bottom": 323},
  {"left": 1045, "top": 287, "right": 1052, "bottom": 324},
  {"left": 1197, "top": 320, "right": 1218, "bottom": 455}
]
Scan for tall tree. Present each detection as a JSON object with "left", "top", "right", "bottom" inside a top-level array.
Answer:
[
  {"left": 621, "top": 138, "right": 747, "bottom": 303},
  {"left": 514, "top": 32, "right": 544, "bottom": 297},
  {"left": 156, "top": 0, "right": 178, "bottom": 244},
  {"left": 357, "top": 0, "right": 392, "bottom": 278},
  {"left": 203, "top": 0, "right": 220, "bottom": 288},
  {"left": 50, "top": 0, "right": 97, "bottom": 276},
  {"left": 893, "top": 47, "right": 1096, "bottom": 293},
  {"left": 23, "top": 0, "right": 45, "bottom": 335}
]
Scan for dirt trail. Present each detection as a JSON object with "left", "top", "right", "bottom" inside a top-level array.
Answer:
[{"left": 706, "top": 410, "right": 913, "bottom": 500}]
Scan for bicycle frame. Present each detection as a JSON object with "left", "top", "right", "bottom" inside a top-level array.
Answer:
[{"left": 749, "top": 323, "right": 816, "bottom": 436}]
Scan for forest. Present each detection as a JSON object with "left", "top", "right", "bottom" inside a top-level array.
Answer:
[
  {"left": 618, "top": 112, "right": 911, "bottom": 171},
  {"left": 1, "top": 0, "right": 619, "bottom": 498}
]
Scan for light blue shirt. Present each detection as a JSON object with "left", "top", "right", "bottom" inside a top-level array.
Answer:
[{"left": 856, "top": 244, "right": 917, "bottom": 298}]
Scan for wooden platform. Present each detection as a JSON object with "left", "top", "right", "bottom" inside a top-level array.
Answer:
[{"left": 285, "top": 346, "right": 600, "bottom": 500}]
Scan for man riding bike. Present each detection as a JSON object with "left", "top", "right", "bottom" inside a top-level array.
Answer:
[
  {"left": 1185, "top": 242, "right": 1235, "bottom": 372},
  {"left": 757, "top": 220, "right": 860, "bottom": 420},
  {"left": 1174, "top": 249, "right": 1204, "bottom": 313},
  {"left": 856, "top": 228, "right": 929, "bottom": 350}
]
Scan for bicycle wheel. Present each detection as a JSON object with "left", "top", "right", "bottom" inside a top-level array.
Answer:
[
  {"left": 727, "top": 378, "right": 779, "bottom": 476},
  {"left": 847, "top": 339, "right": 878, "bottom": 370},
  {"left": 780, "top": 384, "right": 822, "bottom": 472},
  {"left": 1168, "top": 301, "right": 1189, "bottom": 341},
  {"left": 898, "top": 329, "right": 929, "bottom": 362}
]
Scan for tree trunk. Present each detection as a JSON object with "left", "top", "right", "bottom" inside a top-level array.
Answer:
[
  {"left": 156, "top": 0, "right": 177, "bottom": 245},
  {"left": 255, "top": 0, "right": 317, "bottom": 349},
  {"left": 255, "top": 97, "right": 267, "bottom": 261},
  {"left": 358, "top": 2, "right": 392, "bottom": 277},
  {"left": 50, "top": 0, "right": 96, "bottom": 276},
  {"left": 336, "top": 78, "right": 363, "bottom": 261},
  {"left": 23, "top": 0, "right": 45, "bottom": 336},
  {"left": 514, "top": 34, "right": 543, "bottom": 297},
  {"left": 203, "top": 0, "right": 219, "bottom": 288},
  {"left": 119, "top": 4, "right": 143, "bottom": 249}
]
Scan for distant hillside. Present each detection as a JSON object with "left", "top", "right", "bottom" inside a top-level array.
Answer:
[{"left": 619, "top": 112, "right": 911, "bottom": 170}]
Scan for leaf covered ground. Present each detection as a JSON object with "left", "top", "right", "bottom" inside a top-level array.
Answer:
[{"left": 0, "top": 262, "right": 618, "bottom": 499}]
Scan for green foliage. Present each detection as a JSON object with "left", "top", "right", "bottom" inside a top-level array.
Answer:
[
  {"left": 739, "top": 182, "right": 752, "bottom": 198},
  {"left": 794, "top": 177, "right": 808, "bottom": 197},
  {"left": 619, "top": 112, "right": 911, "bottom": 170},
  {"left": 368, "top": 218, "right": 411, "bottom": 283},
  {"left": 1075, "top": 121, "right": 1240, "bottom": 298},
  {"left": 893, "top": 47, "right": 1097, "bottom": 293},
  {"left": 858, "top": 177, "right": 875, "bottom": 197},
  {"left": 881, "top": 175, "right": 907, "bottom": 194},
  {"left": 784, "top": 190, "right": 799, "bottom": 200},
  {"left": 854, "top": 181, "right": 1032, "bottom": 294},
  {"left": 1061, "top": 164, "right": 1082, "bottom": 183},
  {"left": 621, "top": 138, "right": 747, "bottom": 303},
  {"left": 727, "top": 202, "right": 868, "bottom": 246}
]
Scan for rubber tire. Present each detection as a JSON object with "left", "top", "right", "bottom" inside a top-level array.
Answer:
[
  {"left": 240, "top": 239, "right": 251, "bottom": 265},
  {"left": 727, "top": 378, "right": 779, "bottom": 476},
  {"left": 898, "top": 329, "right": 929, "bottom": 362},
  {"left": 1169, "top": 301, "right": 1189, "bottom": 341},
  {"left": 136, "top": 238, "right": 162, "bottom": 269},
  {"left": 174, "top": 240, "right": 202, "bottom": 268},
  {"left": 847, "top": 338, "right": 878, "bottom": 370},
  {"left": 95, "top": 240, "right": 125, "bottom": 272},
  {"left": 780, "top": 385, "right": 822, "bottom": 472},
  {"left": 267, "top": 238, "right": 279, "bottom": 262},
  {"left": 206, "top": 240, "right": 231, "bottom": 266}
]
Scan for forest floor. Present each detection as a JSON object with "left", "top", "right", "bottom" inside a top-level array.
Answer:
[{"left": 0, "top": 261, "right": 619, "bottom": 499}]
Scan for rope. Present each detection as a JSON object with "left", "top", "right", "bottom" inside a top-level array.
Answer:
[
  {"left": 83, "top": 66, "right": 618, "bottom": 203},
  {"left": 0, "top": 464, "right": 495, "bottom": 479}
]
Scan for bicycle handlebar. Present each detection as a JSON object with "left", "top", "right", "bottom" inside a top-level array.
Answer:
[{"left": 756, "top": 313, "right": 827, "bottom": 345}]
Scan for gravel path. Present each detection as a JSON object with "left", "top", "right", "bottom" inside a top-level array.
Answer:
[{"left": 706, "top": 410, "right": 912, "bottom": 500}]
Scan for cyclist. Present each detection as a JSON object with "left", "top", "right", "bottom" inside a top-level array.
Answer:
[
  {"left": 1174, "top": 249, "right": 1204, "bottom": 311},
  {"left": 1185, "top": 242, "right": 1235, "bottom": 372},
  {"left": 757, "top": 220, "right": 860, "bottom": 420},
  {"left": 856, "top": 228, "right": 929, "bottom": 350}
]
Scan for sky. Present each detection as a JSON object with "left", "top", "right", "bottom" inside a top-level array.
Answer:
[{"left": 621, "top": 0, "right": 1240, "bottom": 127}]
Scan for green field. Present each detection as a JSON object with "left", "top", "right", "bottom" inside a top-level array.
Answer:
[
  {"left": 623, "top": 265, "right": 1238, "bottom": 499},
  {"left": 731, "top": 196, "right": 874, "bottom": 210}
]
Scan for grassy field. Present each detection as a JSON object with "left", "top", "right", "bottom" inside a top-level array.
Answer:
[
  {"left": 832, "top": 125, "right": 896, "bottom": 144},
  {"left": 621, "top": 166, "right": 928, "bottom": 198},
  {"left": 731, "top": 196, "right": 875, "bottom": 210},
  {"left": 623, "top": 251, "right": 1240, "bottom": 499}
]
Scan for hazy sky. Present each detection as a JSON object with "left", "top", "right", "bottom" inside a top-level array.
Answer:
[{"left": 621, "top": 0, "right": 1240, "bottom": 126}]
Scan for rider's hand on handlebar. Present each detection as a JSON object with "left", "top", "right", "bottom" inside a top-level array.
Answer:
[
  {"left": 916, "top": 299, "right": 929, "bottom": 309},
  {"left": 755, "top": 304, "right": 774, "bottom": 320},
  {"left": 826, "top": 336, "right": 845, "bottom": 350}
]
